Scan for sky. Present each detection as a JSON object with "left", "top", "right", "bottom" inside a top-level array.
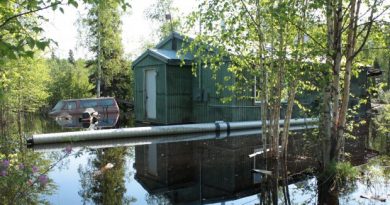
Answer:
[{"left": 42, "top": 0, "right": 197, "bottom": 60}]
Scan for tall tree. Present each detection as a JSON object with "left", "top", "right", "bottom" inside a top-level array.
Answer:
[
  {"left": 317, "top": 0, "right": 389, "bottom": 203},
  {"left": 320, "top": 0, "right": 389, "bottom": 166},
  {"left": 84, "top": 0, "right": 132, "bottom": 100},
  {"left": 68, "top": 49, "right": 76, "bottom": 65}
]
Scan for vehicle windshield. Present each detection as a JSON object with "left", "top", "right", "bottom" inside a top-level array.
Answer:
[
  {"left": 99, "top": 99, "right": 114, "bottom": 106},
  {"left": 52, "top": 101, "right": 64, "bottom": 111}
]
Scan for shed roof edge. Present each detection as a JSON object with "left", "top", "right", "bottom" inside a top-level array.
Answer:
[{"left": 132, "top": 49, "right": 169, "bottom": 68}]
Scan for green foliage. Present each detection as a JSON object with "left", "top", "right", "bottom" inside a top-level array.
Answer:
[
  {"left": 0, "top": 0, "right": 130, "bottom": 60},
  {"left": 181, "top": 0, "right": 322, "bottom": 103},
  {"left": 47, "top": 54, "right": 93, "bottom": 106},
  {"left": 0, "top": 0, "right": 131, "bottom": 101},
  {"left": 0, "top": 52, "right": 93, "bottom": 112},
  {"left": 0, "top": 56, "right": 51, "bottom": 112},
  {"left": 358, "top": 22, "right": 390, "bottom": 90},
  {"left": 321, "top": 161, "right": 359, "bottom": 190},
  {"left": 144, "top": 0, "right": 181, "bottom": 39},
  {"left": 371, "top": 91, "right": 390, "bottom": 153},
  {"left": 0, "top": 0, "right": 52, "bottom": 60},
  {"left": 83, "top": 0, "right": 132, "bottom": 99},
  {"left": 334, "top": 161, "right": 359, "bottom": 184},
  {"left": 378, "top": 90, "right": 390, "bottom": 104},
  {"left": 0, "top": 114, "right": 59, "bottom": 205}
]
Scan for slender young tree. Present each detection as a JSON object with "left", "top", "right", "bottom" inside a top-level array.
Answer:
[
  {"left": 183, "top": 1, "right": 317, "bottom": 203},
  {"left": 320, "top": 0, "right": 389, "bottom": 166}
]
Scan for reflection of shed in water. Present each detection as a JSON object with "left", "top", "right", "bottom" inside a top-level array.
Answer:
[
  {"left": 133, "top": 132, "right": 325, "bottom": 204},
  {"left": 134, "top": 135, "right": 292, "bottom": 204},
  {"left": 134, "top": 142, "right": 196, "bottom": 201}
]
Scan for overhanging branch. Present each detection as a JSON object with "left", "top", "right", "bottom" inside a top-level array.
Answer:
[{"left": 0, "top": 2, "right": 62, "bottom": 29}]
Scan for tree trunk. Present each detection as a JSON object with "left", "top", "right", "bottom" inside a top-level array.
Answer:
[
  {"left": 321, "top": 0, "right": 336, "bottom": 169},
  {"left": 255, "top": 0, "right": 269, "bottom": 159},
  {"left": 318, "top": 175, "right": 340, "bottom": 205},
  {"left": 329, "top": 0, "right": 344, "bottom": 162}
]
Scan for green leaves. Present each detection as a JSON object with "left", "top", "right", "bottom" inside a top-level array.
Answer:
[
  {"left": 68, "top": 0, "right": 79, "bottom": 8},
  {"left": 0, "top": 57, "right": 51, "bottom": 112},
  {"left": 47, "top": 56, "right": 93, "bottom": 105},
  {"left": 35, "top": 40, "right": 49, "bottom": 50},
  {"left": 81, "top": 0, "right": 131, "bottom": 98},
  {"left": 0, "top": 0, "right": 131, "bottom": 61}
]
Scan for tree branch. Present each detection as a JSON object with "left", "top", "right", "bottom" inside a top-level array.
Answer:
[
  {"left": 239, "top": 0, "right": 262, "bottom": 35},
  {"left": 340, "top": 1, "right": 352, "bottom": 31},
  {"left": 284, "top": 17, "right": 328, "bottom": 52},
  {"left": 0, "top": 2, "right": 62, "bottom": 29},
  {"left": 352, "top": 0, "right": 388, "bottom": 59}
]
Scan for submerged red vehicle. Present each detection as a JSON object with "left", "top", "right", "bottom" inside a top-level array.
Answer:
[{"left": 48, "top": 97, "right": 120, "bottom": 117}]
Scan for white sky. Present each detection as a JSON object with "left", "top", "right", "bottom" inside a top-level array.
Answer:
[{"left": 42, "top": 0, "right": 197, "bottom": 60}]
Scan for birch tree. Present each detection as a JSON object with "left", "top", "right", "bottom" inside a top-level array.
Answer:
[
  {"left": 321, "top": 0, "right": 390, "bottom": 166},
  {"left": 182, "top": 1, "right": 317, "bottom": 203}
]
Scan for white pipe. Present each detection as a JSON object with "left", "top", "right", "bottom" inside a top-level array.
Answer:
[
  {"left": 28, "top": 118, "right": 318, "bottom": 145},
  {"left": 31, "top": 125, "right": 318, "bottom": 152},
  {"left": 32, "top": 129, "right": 261, "bottom": 152}
]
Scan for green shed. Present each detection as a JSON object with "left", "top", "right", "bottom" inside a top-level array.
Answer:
[
  {"left": 132, "top": 32, "right": 194, "bottom": 124},
  {"left": 132, "top": 32, "right": 265, "bottom": 124},
  {"left": 132, "top": 32, "right": 372, "bottom": 124}
]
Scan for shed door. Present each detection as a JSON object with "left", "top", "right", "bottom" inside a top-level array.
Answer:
[{"left": 145, "top": 69, "right": 157, "bottom": 119}]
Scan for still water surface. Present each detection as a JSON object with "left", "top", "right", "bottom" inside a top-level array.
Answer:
[{"left": 1, "top": 115, "right": 389, "bottom": 204}]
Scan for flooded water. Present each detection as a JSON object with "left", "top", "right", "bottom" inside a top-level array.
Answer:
[{"left": 0, "top": 114, "right": 389, "bottom": 204}]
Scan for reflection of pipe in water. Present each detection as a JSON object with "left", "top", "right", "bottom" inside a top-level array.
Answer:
[
  {"left": 27, "top": 118, "right": 318, "bottom": 146},
  {"left": 31, "top": 125, "right": 317, "bottom": 152}
]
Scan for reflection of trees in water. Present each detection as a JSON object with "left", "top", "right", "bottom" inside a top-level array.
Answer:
[
  {"left": 78, "top": 147, "right": 136, "bottom": 205},
  {"left": 146, "top": 193, "right": 170, "bottom": 205},
  {"left": 256, "top": 158, "right": 285, "bottom": 205}
]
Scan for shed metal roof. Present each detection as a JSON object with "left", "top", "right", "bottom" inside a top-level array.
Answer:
[
  {"left": 132, "top": 48, "right": 194, "bottom": 68},
  {"left": 155, "top": 32, "right": 186, "bottom": 49}
]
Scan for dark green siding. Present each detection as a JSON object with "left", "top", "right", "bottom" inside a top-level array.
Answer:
[
  {"left": 166, "top": 65, "right": 193, "bottom": 123},
  {"left": 191, "top": 63, "right": 263, "bottom": 122}
]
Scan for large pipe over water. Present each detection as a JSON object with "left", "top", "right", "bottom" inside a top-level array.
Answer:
[
  {"left": 27, "top": 118, "right": 318, "bottom": 146},
  {"left": 32, "top": 125, "right": 318, "bottom": 152}
]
